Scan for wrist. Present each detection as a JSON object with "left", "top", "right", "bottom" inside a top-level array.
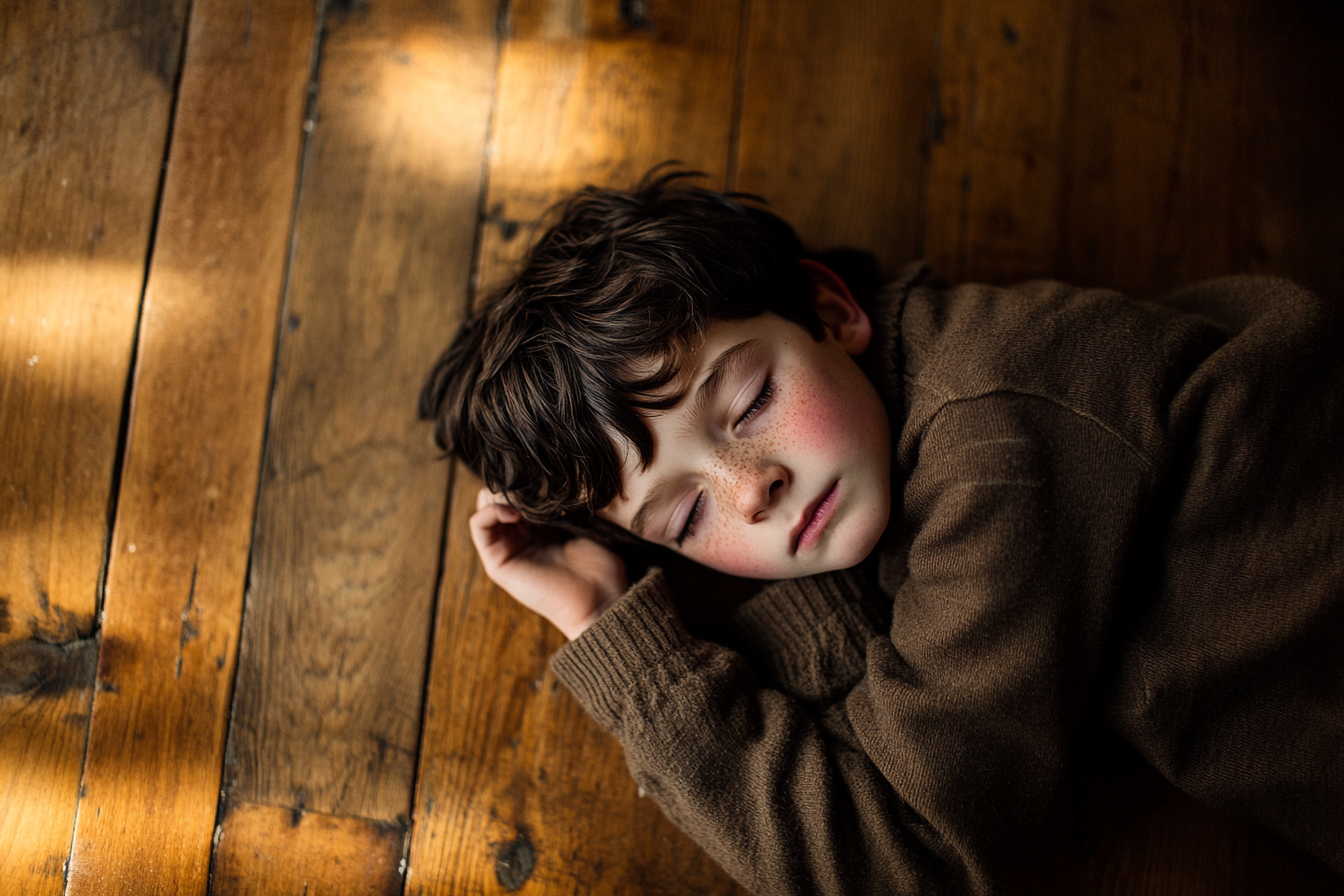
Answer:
[{"left": 557, "top": 586, "right": 624, "bottom": 641}]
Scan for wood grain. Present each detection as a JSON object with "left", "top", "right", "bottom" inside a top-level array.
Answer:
[
  {"left": 211, "top": 801, "right": 406, "bottom": 896},
  {"left": 733, "top": 0, "right": 942, "bottom": 272},
  {"left": 923, "top": 0, "right": 1078, "bottom": 284},
  {"left": 409, "top": 1, "right": 752, "bottom": 891},
  {"left": 0, "top": 1, "right": 189, "bottom": 891},
  {"left": 473, "top": 0, "right": 746, "bottom": 298},
  {"left": 63, "top": 1, "right": 315, "bottom": 893},
  {"left": 1055, "top": 0, "right": 1344, "bottom": 299},
  {"left": 222, "top": 0, "right": 498, "bottom": 832}
]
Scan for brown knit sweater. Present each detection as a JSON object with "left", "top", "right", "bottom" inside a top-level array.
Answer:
[{"left": 550, "top": 264, "right": 1344, "bottom": 895}]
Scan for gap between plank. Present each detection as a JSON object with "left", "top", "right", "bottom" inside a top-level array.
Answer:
[
  {"left": 68, "top": 0, "right": 198, "bottom": 890},
  {"left": 205, "top": 0, "right": 332, "bottom": 891}
]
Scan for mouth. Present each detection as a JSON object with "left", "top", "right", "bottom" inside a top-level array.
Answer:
[{"left": 792, "top": 481, "right": 840, "bottom": 554}]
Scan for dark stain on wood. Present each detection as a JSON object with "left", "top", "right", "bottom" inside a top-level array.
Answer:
[
  {"left": 620, "top": 0, "right": 655, "bottom": 31},
  {"left": 484, "top": 203, "right": 521, "bottom": 241},
  {"left": 327, "top": 0, "right": 371, "bottom": 19},
  {"left": 114, "top": 0, "right": 193, "bottom": 85},
  {"left": 0, "top": 597, "right": 10, "bottom": 634},
  {"left": 0, "top": 636, "right": 97, "bottom": 697},
  {"left": 175, "top": 563, "right": 200, "bottom": 679},
  {"left": 96, "top": 633, "right": 136, "bottom": 681},
  {"left": 494, "top": 826, "right": 536, "bottom": 892}
]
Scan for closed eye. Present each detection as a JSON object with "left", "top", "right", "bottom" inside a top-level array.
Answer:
[
  {"left": 735, "top": 375, "right": 774, "bottom": 428},
  {"left": 675, "top": 492, "right": 704, "bottom": 546}
]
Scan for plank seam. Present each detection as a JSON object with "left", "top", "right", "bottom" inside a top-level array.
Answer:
[
  {"left": 466, "top": 0, "right": 512, "bottom": 312},
  {"left": 915, "top": 23, "right": 943, "bottom": 263},
  {"left": 67, "top": 1, "right": 197, "bottom": 892},
  {"left": 402, "top": 2, "right": 507, "bottom": 886},
  {"left": 206, "top": 0, "right": 331, "bottom": 892}
]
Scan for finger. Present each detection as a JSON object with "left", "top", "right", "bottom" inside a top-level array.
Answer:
[
  {"left": 468, "top": 503, "right": 517, "bottom": 556},
  {"left": 476, "top": 485, "right": 515, "bottom": 511}
]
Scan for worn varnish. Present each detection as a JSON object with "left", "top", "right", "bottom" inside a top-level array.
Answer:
[
  {"left": 472, "top": 0, "right": 746, "bottom": 297},
  {"left": 217, "top": 0, "right": 499, "bottom": 885},
  {"left": 6, "top": 0, "right": 1344, "bottom": 892},
  {"left": 733, "top": 0, "right": 942, "bottom": 272},
  {"left": 63, "top": 1, "right": 314, "bottom": 893},
  {"left": 0, "top": 2, "right": 189, "bottom": 892},
  {"left": 923, "top": 0, "right": 1078, "bottom": 284},
  {"left": 211, "top": 801, "right": 406, "bottom": 896}
]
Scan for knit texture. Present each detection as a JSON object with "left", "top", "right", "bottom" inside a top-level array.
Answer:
[{"left": 551, "top": 270, "right": 1344, "bottom": 895}]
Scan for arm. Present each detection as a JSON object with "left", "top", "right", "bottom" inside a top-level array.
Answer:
[{"left": 550, "top": 393, "right": 1157, "bottom": 896}]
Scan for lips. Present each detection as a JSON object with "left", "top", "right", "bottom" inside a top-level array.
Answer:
[{"left": 792, "top": 481, "right": 839, "bottom": 553}]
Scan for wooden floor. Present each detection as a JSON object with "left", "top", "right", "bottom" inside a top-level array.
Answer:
[{"left": 3, "top": 0, "right": 1342, "bottom": 893}]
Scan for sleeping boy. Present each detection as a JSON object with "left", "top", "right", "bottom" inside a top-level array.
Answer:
[{"left": 419, "top": 169, "right": 1344, "bottom": 895}]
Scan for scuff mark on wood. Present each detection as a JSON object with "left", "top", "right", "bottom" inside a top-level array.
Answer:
[{"left": 176, "top": 562, "right": 200, "bottom": 679}]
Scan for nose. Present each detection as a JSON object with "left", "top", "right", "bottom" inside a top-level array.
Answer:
[{"left": 725, "top": 462, "right": 788, "bottom": 522}]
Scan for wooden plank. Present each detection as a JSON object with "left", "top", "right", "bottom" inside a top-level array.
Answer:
[
  {"left": 922, "top": 0, "right": 1077, "bottom": 284},
  {"left": 733, "top": 0, "right": 942, "bottom": 273},
  {"left": 0, "top": 1, "right": 189, "bottom": 891},
  {"left": 472, "top": 0, "right": 746, "bottom": 294},
  {"left": 211, "top": 801, "right": 404, "bottom": 896},
  {"left": 1232, "top": 1, "right": 1344, "bottom": 302},
  {"left": 1052, "top": 0, "right": 1243, "bottom": 296},
  {"left": 62, "top": 1, "right": 315, "bottom": 893},
  {"left": 408, "top": 1, "right": 752, "bottom": 892},
  {"left": 221, "top": 0, "right": 498, "bottom": 843},
  {"left": 1055, "top": 0, "right": 1344, "bottom": 299}
]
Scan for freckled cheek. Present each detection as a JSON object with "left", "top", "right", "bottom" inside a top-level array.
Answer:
[
  {"left": 695, "top": 536, "right": 773, "bottom": 578},
  {"left": 692, "top": 510, "right": 776, "bottom": 578},
  {"left": 776, "top": 376, "right": 848, "bottom": 457}
]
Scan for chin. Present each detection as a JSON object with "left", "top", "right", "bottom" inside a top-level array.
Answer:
[{"left": 823, "top": 501, "right": 890, "bottom": 572}]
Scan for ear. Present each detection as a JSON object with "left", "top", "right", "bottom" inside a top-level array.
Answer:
[{"left": 799, "top": 259, "right": 872, "bottom": 356}]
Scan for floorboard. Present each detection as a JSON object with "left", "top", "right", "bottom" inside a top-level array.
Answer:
[
  {"left": 734, "top": 0, "right": 942, "bottom": 272},
  {"left": 216, "top": 0, "right": 499, "bottom": 887},
  {"left": 64, "top": 1, "right": 314, "bottom": 892},
  {"left": 0, "top": 2, "right": 189, "bottom": 892}
]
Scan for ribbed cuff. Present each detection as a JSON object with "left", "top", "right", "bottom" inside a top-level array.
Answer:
[{"left": 550, "top": 567, "right": 695, "bottom": 731}]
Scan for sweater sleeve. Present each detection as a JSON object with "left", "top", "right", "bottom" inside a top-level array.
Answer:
[{"left": 551, "top": 391, "right": 1156, "bottom": 896}]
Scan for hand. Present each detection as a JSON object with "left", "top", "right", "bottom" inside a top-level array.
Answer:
[{"left": 469, "top": 488, "right": 628, "bottom": 640}]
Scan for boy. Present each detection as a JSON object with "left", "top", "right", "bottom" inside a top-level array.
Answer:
[{"left": 419, "top": 170, "right": 1344, "bottom": 895}]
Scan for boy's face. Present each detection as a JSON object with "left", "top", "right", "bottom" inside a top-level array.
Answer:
[{"left": 600, "top": 280, "right": 891, "bottom": 579}]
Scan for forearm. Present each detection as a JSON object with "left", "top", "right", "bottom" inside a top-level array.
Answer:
[{"left": 552, "top": 570, "right": 986, "bottom": 896}]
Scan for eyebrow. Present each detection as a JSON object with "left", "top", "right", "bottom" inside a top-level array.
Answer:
[{"left": 629, "top": 339, "right": 759, "bottom": 538}]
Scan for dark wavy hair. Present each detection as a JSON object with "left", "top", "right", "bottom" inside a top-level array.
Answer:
[{"left": 418, "top": 167, "right": 839, "bottom": 526}]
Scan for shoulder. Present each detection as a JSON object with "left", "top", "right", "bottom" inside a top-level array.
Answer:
[{"left": 888, "top": 274, "right": 1231, "bottom": 468}]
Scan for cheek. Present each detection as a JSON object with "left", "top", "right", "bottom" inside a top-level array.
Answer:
[
  {"left": 694, "top": 537, "right": 775, "bottom": 578},
  {"left": 776, "top": 372, "right": 852, "bottom": 457}
]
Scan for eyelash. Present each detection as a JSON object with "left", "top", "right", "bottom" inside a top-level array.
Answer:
[
  {"left": 677, "top": 375, "right": 774, "bottom": 547},
  {"left": 735, "top": 375, "right": 774, "bottom": 427},
  {"left": 676, "top": 493, "right": 704, "bottom": 546}
]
